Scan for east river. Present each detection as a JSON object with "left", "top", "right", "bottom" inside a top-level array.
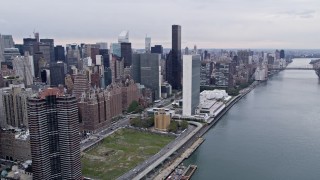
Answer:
[{"left": 185, "top": 58, "right": 320, "bottom": 180}]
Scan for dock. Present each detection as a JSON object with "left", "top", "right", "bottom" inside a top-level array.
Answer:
[
  {"left": 154, "top": 137, "right": 204, "bottom": 180},
  {"left": 181, "top": 165, "right": 197, "bottom": 180}
]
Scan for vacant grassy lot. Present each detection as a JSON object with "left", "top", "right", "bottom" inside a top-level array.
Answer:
[{"left": 81, "top": 128, "right": 174, "bottom": 180}]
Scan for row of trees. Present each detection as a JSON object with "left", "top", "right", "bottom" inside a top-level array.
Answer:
[
  {"left": 130, "top": 116, "right": 154, "bottom": 128},
  {"left": 127, "top": 100, "right": 144, "bottom": 113},
  {"left": 168, "top": 120, "right": 188, "bottom": 133}
]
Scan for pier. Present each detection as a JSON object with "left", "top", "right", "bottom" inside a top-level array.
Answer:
[
  {"left": 154, "top": 138, "right": 204, "bottom": 180},
  {"left": 181, "top": 165, "right": 197, "bottom": 180}
]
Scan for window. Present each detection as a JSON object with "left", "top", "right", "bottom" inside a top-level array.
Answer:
[
  {"left": 47, "top": 112, "right": 58, "bottom": 131},
  {"left": 50, "top": 156, "right": 61, "bottom": 174},
  {"left": 49, "top": 134, "right": 60, "bottom": 153}
]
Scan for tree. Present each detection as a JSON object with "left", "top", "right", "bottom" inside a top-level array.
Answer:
[
  {"left": 130, "top": 117, "right": 142, "bottom": 127},
  {"left": 146, "top": 116, "right": 154, "bottom": 127},
  {"left": 227, "top": 88, "right": 239, "bottom": 96},
  {"left": 127, "top": 100, "right": 139, "bottom": 113},
  {"left": 180, "top": 120, "right": 188, "bottom": 130},
  {"left": 168, "top": 121, "right": 178, "bottom": 133}
]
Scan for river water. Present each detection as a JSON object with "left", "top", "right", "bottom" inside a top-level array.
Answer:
[{"left": 185, "top": 58, "right": 320, "bottom": 180}]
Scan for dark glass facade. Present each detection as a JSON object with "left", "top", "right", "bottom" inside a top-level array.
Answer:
[
  {"left": 50, "top": 62, "right": 67, "bottom": 86},
  {"left": 132, "top": 53, "right": 161, "bottom": 100},
  {"left": 120, "top": 42, "right": 132, "bottom": 67},
  {"left": 40, "top": 39, "right": 55, "bottom": 63},
  {"left": 14, "top": 44, "right": 24, "bottom": 55},
  {"left": 280, "top": 49, "right": 285, "bottom": 59},
  {"left": 23, "top": 38, "right": 38, "bottom": 56},
  {"left": 99, "top": 49, "right": 109, "bottom": 68},
  {"left": 151, "top": 45, "right": 163, "bottom": 54},
  {"left": 54, "top": 45, "right": 65, "bottom": 62},
  {"left": 171, "top": 25, "right": 182, "bottom": 90}
]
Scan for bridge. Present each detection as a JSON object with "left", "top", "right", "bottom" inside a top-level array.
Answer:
[
  {"left": 269, "top": 67, "right": 315, "bottom": 70},
  {"left": 268, "top": 60, "right": 320, "bottom": 78}
]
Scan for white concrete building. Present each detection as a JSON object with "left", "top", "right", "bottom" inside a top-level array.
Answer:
[
  {"left": 118, "top": 31, "right": 129, "bottom": 43},
  {"left": 12, "top": 55, "right": 34, "bottom": 86},
  {"left": 182, "top": 55, "right": 200, "bottom": 116},
  {"left": 195, "top": 89, "right": 231, "bottom": 117},
  {"left": 145, "top": 36, "right": 151, "bottom": 53}
]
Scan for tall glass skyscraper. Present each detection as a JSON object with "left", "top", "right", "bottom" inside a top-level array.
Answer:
[{"left": 167, "top": 25, "right": 182, "bottom": 90}]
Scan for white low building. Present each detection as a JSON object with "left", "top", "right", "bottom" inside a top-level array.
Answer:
[
  {"left": 195, "top": 90, "right": 231, "bottom": 117},
  {"left": 200, "top": 89, "right": 229, "bottom": 101}
]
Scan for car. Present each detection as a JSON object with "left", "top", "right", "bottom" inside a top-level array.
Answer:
[{"left": 154, "top": 100, "right": 161, "bottom": 103}]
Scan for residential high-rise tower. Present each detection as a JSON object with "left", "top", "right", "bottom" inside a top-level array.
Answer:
[{"left": 28, "top": 88, "right": 82, "bottom": 179}]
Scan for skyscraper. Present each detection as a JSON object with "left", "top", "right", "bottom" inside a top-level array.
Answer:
[
  {"left": 14, "top": 44, "right": 24, "bottom": 55},
  {"left": 280, "top": 49, "right": 285, "bottom": 59},
  {"left": 182, "top": 55, "right": 200, "bottom": 116},
  {"left": 50, "top": 61, "right": 67, "bottom": 86},
  {"left": 0, "top": 86, "right": 32, "bottom": 128},
  {"left": 23, "top": 38, "right": 38, "bottom": 56},
  {"left": 54, "top": 45, "right": 65, "bottom": 62},
  {"left": 110, "top": 43, "right": 121, "bottom": 57},
  {"left": 66, "top": 44, "right": 81, "bottom": 67},
  {"left": 151, "top": 45, "right": 163, "bottom": 55},
  {"left": 39, "top": 39, "right": 54, "bottom": 65},
  {"left": 96, "top": 42, "right": 108, "bottom": 50},
  {"left": 1, "top": 35, "right": 14, "bottom": 48},
  {"left": 99, "top": 49, "right": 109, "bottom": 68},
  {"left": 118, "top": 31, "right": 129, "bottom": 43},
  {"left": 132, "top": 53, "right": 161, "bottom": 100},
  {"left": 12, "top": 55, "right": 34, "bottom": 86},
  {"left": 33, "top": 52, "right": 44, "bottom": 78},
  {"left": 121, "top": 42, "right": 132, "bottom": 67},
  {"left": 145, "top": 36, "right": 151, "bottom": 53},
  {"left": 3, "top": 48, "right": 20, "bottom": 62},
  {"left": 28, "top": 88, "right": 82, "bottom": 179},
  {"left": 168, "top": 25, "right": 182, "bottom": 90},
  {"left": 0, "top": 34, "right": 4, "bottom": 62}
]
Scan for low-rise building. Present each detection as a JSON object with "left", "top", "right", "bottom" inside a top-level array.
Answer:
[
  {"left": 195, "top": 90, "right": 231, "bottom": 118},
  {"left": 154, "top": 109, "right": 173, "bottom": 131}
]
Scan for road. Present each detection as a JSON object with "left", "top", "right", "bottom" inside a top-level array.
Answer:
[
  {"left": 80, "top": 97, "right": 178, "bottom": 152},
  {"left": 117, "top": 124, "right": 195, "bottom": 180},
  {"left": 80, "top": 117, "right": 130, "bottom": 151},
  {"left": 130, "top": 121, "right": 203, "bottom": 180}
]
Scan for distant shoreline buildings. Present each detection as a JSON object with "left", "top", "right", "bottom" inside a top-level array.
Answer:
[{"left": 0, "top": 25, "right": 308, "bottom": 178}]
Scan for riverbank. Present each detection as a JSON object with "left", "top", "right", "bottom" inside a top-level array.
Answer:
[
  {"left": 183, "top": 58, "right": 320, "bottom": 179},
  {"left": 154, "top": 138, "right": 204, "bottom": 180},
  {"left": 152, "top": 80, "right": 262, "bottom": 179},
  {"left": 198, "top": 80, "right": 260, "bottom": 137}
]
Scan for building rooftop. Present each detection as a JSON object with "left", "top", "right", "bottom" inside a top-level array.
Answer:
[
  {"left": 39, "top": 87, "right": 64, "bottom": 99},
  {"left": 200, "top": 89, "right": 229, "bottom": 100}
]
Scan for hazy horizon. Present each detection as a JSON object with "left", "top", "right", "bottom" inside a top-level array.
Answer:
[{"left": 1, "top": 0, "right": 320, "bottom": 49}]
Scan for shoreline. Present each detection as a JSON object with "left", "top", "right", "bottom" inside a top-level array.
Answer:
[
  {"left": 152, "top": 80, "right": 262, "bottom": 179},
  {"left": 198, "top": 80, "right": 260, "bottom": 137}
]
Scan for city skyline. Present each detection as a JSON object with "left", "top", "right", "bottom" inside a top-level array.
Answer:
[{"left": 1, "top": 0, "right": 320, "bottom": 49}]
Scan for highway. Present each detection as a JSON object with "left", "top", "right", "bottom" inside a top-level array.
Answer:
[
  {"left": 117, "top": 125, "right": 195, "bottom": 180},
  {"left": 80, "top": 117, "right": 130, "bottom": 151},
  {"left": 131, "top": 121, "right": 203, "bottom": 180}
]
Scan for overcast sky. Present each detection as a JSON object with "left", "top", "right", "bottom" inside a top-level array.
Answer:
[{"left": 1, "top": 0, "right": 320, "bottom": 49}]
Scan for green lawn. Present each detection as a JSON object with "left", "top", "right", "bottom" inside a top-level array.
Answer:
[{"left": 81, "top": 128, "right": 174, "bottom": 180}]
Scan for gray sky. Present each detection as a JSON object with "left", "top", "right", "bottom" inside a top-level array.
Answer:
[{"left": 1, "top": 0, "right": 320, "bottom": 49}]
